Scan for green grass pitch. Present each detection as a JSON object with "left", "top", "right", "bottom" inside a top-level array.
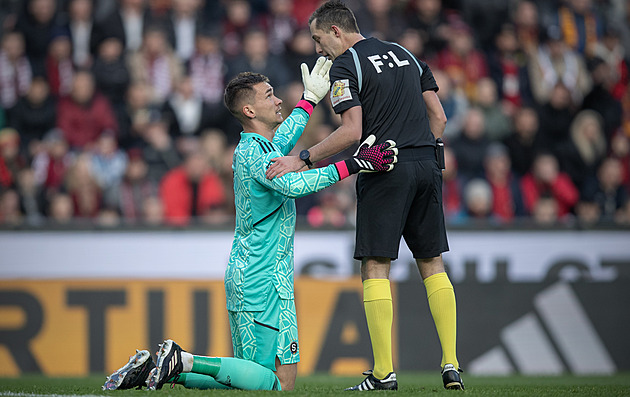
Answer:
[{"left": 1, "top": 373, "right": 630, "bottom": 396}]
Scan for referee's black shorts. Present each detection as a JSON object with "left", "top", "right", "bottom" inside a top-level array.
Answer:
[{"left": 354, "top": 146, "right": 449, "bottom": 260}]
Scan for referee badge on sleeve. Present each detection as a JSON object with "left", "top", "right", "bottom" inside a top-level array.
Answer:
[{"left": 331, "top": 79, "right": 352, "bottom": 107}]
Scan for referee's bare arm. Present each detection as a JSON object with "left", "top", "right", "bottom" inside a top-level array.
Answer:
[
  {"left": 423, "top": 90, "right": 447, "bottom": 140},
  {"left": 309, "top": 105, "right": 362, "bottom": 163},
  {"left": 265, "top": 106, "right": 362, "bottom": 179}
]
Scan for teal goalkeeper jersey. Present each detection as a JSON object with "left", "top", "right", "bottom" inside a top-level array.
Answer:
[{"left": 225, "top": 106, "right": 342, "bottom": 312}]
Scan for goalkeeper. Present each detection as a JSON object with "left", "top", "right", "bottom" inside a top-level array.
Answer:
[{"left": 103, "top": 58, "right": 397, "bottom": 392}]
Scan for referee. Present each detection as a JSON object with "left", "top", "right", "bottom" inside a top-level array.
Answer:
[{"left": 266, "top": 0, "right": 463, "bottom": 391}]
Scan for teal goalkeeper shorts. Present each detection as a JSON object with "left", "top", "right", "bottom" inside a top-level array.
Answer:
[{"left": 228, "top": 287, "right": 300, "bottom": 371}]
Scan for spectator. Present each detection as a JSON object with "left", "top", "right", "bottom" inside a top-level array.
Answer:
[
  {"left": 503, "top": 106, "right": 542, "bottom": 177},
  {"left": 532, "top": 196, "right": 560, "bottom": 227},
  {"left": 264, "top": 0, "right": 298, "bottom": 55},
  {"left": 189, "top": 26, "right": 227, "bottom": 105},
  {"left": 521, "top": 152, "right": 579, "bottom": 218},
  {"left": 65, "top": 152, "right": 102, "bottom": 219},
  {"left": 159, "top": 149, "right": 226, "bottom": 226},
  {"left": 0, "top": 128, "right": 25, "bottom": 189},
  {"left": 32, "top": 129, "right": 72, "bottom": 197},
  {"left": 527, "top": 25, "right": 591, "bottom": 106},
  {"left": 57, "top": 70, "right": 118, "bottom": 150},
  {"left": 198, "top": 128, "right": 228, "bottom": 173},
  {"left": 555, "top": 0, "right": 603, "bottom": 57},
  {"left": 0, "top": 188, "right": 23, "bottom": 225},
  {"left": 612, "top": 0, "right": 630, "bottom": 68},
  {"left": 119, "top": 149, "right": 156, "bottom": 222},
  {"left": 353, "top": 0, "right": 405, "bottom": 41},
  {"left": 13, "top": 0, "right": 57, "bottom": 74},
  {"left": 227, "top": 28, "right": 290, "bottom": 90},
  {"left": 460, "top": 0, "right": 511, "bottom": 52},
  {"left": 91, "top": 131, "right": 128, "bottom": 208},
  {"left": 434, "top": 69, "right": 468, "bottom": 141},
  {"left": 609, "top": 132, "right": 630, "bottom": 190},
  {"left": 582, "top": 56, "right": 623, "bottom": 140},
  {"left": 91, "top": 0, "right": 147, "bottom": 53},
  {"left": 221, "top": 0, "right": 257, "bottom": 58},
  {"left": 95, "top": 206, "right": 121, "bottom": 227},
  {"left": 436, "top": 16, "right": 489, "bottom": 100},
  {"left": 169, "top": 0, "right": 205, "bottom": 63},
  {"left": 441, "top": 146, "right": 464, "bottom": 222},
  {"left": 141, "top": 195, "right": 164, "bottom": 225},
  {"left": 398, "top": 28, "right": 425, "bottom": 59},
  {"left": 142, "top": 118, "right": 181, "bottom": 184},
  {"left": 537, "top": 82, "right": 576, "bottom": 151},
  {"left": 405, "top": 0, "right": 449, "bottom": 60},
  {"left": 291, "top": 0, "right": 320, "bottom": 26},
  {"left": 512, "top": 1, "right": 540, "bottom": 56},
  {"left": 45, "top": 29, "right": 75, "bottom": 98},
  {"left": 593, "top": 26, "right": 628, "bottom": 101},
  {"left": 47, "top": 192, "right": 74, "bottom": 224},
  {"left": 92, "top": 37, "right": 130, "bottom": 111},
  {"left": 16, "top": 168, "right": 44, "bottom": 225},
  {"left": 451, "top": 108, "right": 489, "bottom": 181},
  {"left": 161, "top": 75, "right": 215, "bottom": 146},
  {"left": 117, "top": 82, "right": 154, "bottom": 149},
  {"left": 482, "top": 143, "right": 525, "bottom": 223},
  {"left": 7, "top": 76, "right": 57, "bottom": 158},
  {"left": 64, "top": 0, "right": 94, "bottom": 68},
  {"left": 460, "top": 178, "right": 495, "bottom": 222},
  {"left": 0, "top": 32, "right": 32, "bottom": 109},
  {"left": 486, "top": 23, "right": 531, "bottom": 110},
  {"left": 283, "top": 28, "right": 320, "bottom": 83},
  {"left": 306, "top": 189, "right": 348, "bottom": 228},
  {"left": 128, "top": 26, "right": 184, "bottom": 105},
  {"left": 473, "top": 78, "right": 512, "bottom": 141},
  {"left": 0, "top": 1, "right": 20, "bottom": 32},
  {"left": 556, "top": 109, "right": 607, "bottom": 190},
  {"left": 580, "top": 157, "right": 629, "bottom": 224}
]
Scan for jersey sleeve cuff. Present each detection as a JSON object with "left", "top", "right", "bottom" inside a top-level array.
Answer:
[
  {"left": 334, "top": 160, "right": 351, "bottom": 180},
  {"left": 296, "top": 99, "right": 315, "bottom": 116}
]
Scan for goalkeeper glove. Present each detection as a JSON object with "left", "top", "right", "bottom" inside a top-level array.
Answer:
[
  {"left": 334, "top": 135, "right": 398, "bottom": 180},
  {"left": 301, "top": 56, "right": 333, "bottom": 104}
]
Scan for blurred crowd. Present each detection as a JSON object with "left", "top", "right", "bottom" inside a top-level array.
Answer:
[{"left": 0, "top": 0, "right": 628, "bottom": 229}]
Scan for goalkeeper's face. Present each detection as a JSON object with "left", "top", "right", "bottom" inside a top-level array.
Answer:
[{"left": 251, "top": 82, "right": 283, "bottom": 127}]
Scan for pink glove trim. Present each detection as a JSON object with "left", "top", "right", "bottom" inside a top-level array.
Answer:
[
  {"left": 296, "top": 100, "right": 314, "bottom": 116},
  {"left": 334, "top": 161, "right": 350, "bottom": 180}
]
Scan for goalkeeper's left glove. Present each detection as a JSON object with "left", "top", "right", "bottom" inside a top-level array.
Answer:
[
  {"left": 334, "top": 135, "right": 398, "bottom": 180},
  {"left": 301, "top": 56, "right": 333, "bottom": 104}
]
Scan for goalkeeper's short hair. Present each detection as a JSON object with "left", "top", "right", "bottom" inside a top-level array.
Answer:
[{"left": 224, "top": 72, "right": 270, "bottom": 122}]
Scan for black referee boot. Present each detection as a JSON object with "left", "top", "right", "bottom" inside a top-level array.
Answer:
[
  {"left": 441, "top": 364, "right": 464, "bottom": 390},
  {"left": 345, "top": 370, "right": 398, "bottom": 391}
]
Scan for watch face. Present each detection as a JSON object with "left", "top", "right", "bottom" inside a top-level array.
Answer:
[{"left": 300, "top": 150, "right": 310, "bottom": 161}]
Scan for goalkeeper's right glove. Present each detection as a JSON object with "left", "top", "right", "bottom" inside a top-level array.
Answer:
[
  {"left": 301, "top": 56, "right": 333, "bottom": 104},
  {"left": 334, "top": 135, "right": 398, "bottom": 180}
]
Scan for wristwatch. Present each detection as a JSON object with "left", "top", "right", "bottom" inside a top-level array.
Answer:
[{"left": 299, "top": 149, "right": 313, "bottom": 168}]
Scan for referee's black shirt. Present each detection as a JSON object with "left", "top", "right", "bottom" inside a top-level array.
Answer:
[{"left": 329, "top": 37, "right": 439, "bottom": 148}]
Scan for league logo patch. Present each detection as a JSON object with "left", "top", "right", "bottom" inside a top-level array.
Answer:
[
  {"left": 330, "top": 79, "right": 352, "bottom": 107},
  {"left": 332, "top": 80, "right": 345, "bottom": 97},
  {"left": 290, "top": 341, "right": 298, "bottom": 354}
]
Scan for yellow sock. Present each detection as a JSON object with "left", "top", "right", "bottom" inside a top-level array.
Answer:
[
  {"left": 363, "top": 278, "right": 393, "bottom": 379},
  {"left": 424, "top": 272, "right": 459, "bottom": 369}
]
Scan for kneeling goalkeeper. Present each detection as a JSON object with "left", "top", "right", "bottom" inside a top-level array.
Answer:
[{"left": 104, "top": 58, "right": 397, "bottom": 392}]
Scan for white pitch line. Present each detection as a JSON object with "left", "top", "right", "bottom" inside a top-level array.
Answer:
[{"left": 0, "top": 393, "right": 105, "bottom": 397}]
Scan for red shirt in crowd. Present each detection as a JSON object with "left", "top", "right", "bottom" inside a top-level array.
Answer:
[
  {"left": 160, "top": 166, "right": 226, "bottom": 226},
  {"left": 56, "top": 93, "right": 118, "bottom": 149},
  {"left": 520, "top": 172, "right": 579, "bottom": 217}
]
